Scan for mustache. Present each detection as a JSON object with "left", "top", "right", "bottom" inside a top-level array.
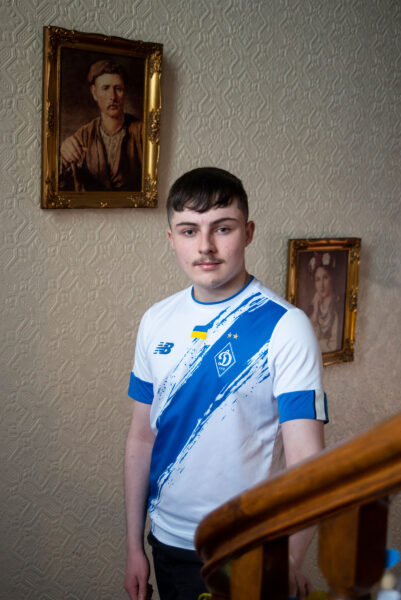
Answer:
[{"left": 192, "top": 257, "right": 223, "bottom": 266}]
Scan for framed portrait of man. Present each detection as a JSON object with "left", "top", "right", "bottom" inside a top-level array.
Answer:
[
  {"left": 41, "top": 26, "right": 162, "bottom": 209},
  {"left": 286, "top": 238, "right": 361, "bottom": 366}
]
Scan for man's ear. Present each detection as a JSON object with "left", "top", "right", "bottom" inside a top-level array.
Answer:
[
  {"left": 90, "top": 84, "right": 97, "bottom": 103},
  {"left": 167, "top": 229, "right": 175, "bottom": 250},
  {"left": 245, "top": 220, "right": 255, "bottom": 247}
]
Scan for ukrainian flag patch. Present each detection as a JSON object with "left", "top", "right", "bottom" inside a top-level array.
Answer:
[{"left": 191, "top": 325, "right": 208, "bottom": 339}]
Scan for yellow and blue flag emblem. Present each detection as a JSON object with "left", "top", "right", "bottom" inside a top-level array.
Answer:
[{"left": 191, "top": 325, "right": 208, "bottom": 340}]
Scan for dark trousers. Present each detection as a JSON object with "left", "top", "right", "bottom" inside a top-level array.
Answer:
[{"left": 148, "top": 531, "right": 208, "bottom": 600}]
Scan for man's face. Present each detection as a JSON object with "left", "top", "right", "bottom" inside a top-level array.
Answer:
[
  {"left": 90, "top": 73, "right": 126, "bottom": 119},
  {"left": 168, "top": 203, "right": 255, "bottom": 303}
]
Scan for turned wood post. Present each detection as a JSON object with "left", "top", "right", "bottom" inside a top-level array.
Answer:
[
  {"left": 319, "top": 500, "right": 388, "bottom": 599},
  {"left": 230, "top": 537, "right": 288, "bottom": 600}
]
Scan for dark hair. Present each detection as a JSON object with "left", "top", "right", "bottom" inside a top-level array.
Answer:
[
  {"left": 87, "top": 60, "right": 126, "bottom": 86},
  {"left": 167, "top": 167, "right": 248, "bottom": 224}
]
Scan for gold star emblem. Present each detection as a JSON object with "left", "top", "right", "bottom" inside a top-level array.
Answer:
[
  {"left": 227, "top": 333, "right": 232, "bottom": 338},
  {"left": 233, "top": 334, "right": 238, "bottom": 339}
]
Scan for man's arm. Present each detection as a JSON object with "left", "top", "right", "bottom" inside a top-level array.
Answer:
[
  {"left": 281, "top": 418, "right": 325, "bottom": 599},
  {"left": 124, "top": 400, "right": 155, "bottom": 600}
]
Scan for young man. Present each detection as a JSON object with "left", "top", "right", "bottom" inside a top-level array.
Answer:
[
  {"left": 124, "top": 167, "right": 328, "bottom": 600},
  {"left": 60, "top": 60, "right": 143, "bottom": 192}
]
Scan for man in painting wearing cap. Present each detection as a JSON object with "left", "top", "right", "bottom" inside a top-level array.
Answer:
[{"left": 60, "top": 59, "right": 143, "bottom": 192}]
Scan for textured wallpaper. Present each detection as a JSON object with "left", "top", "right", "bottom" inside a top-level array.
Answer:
[{"left": 1, "top": 1, "right": 400, "bottom": 598}]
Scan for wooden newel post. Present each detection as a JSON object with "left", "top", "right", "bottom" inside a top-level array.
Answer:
[
  {"left": 318, "top": 500, "right": 388, "bottom": 599},
  {"left": 230, "top": 537, "right": 289, "bottom": 600}
]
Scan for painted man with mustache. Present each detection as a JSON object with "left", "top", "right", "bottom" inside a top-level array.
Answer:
[{"left": 60, "top": 60, "right": 142, "bottom": 192}]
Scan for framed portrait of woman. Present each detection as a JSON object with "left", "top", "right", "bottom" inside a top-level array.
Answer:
[{"left": 286, "top": 238, "right": 361, "bottom": 366}]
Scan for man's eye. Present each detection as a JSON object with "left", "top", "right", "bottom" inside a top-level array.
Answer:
[
  {"left": 183, "top": 229, "right": 195, "bottom": 236},
  {"left": 217, "top": 227, "right": 230, "bottom": 233}
]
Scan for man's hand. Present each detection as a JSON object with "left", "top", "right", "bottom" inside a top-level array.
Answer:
[
  {"left": 310, "top": 292, "right": 320, "bottom": 321},
  {"left": 289, "top": 553, "right": 313, "bottom": 599},
  {"left": 60, "top": 136, "right": 87, "bottom": 167},
  {"left": 124, "top": 549, "right": 152, "bottom": 600},
  {"left": 282, "top": 419, "right": 325, "bottom": 599},
  {"left": 124, "top": 401, "right": 155, "bottom": 600}
]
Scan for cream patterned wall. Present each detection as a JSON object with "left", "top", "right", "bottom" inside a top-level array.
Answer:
[{"left": 1, "top": 1, "right": 400, "bottom": 598}]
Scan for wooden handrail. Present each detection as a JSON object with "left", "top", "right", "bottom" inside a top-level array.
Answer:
[{"left": 195, "top": 412, "right": 401, "bottom": 584}]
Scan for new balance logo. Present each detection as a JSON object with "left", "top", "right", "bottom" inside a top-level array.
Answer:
[{"left": 154, "top": 342, "right": 174, "bottom": 355}]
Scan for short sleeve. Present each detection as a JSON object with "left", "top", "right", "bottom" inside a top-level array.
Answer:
[
  {"left": 128, "top": 311, "right": 154, "bottom": 404},
  {"left": 269, "top": 308, "right": 328, "bottom": 423}
]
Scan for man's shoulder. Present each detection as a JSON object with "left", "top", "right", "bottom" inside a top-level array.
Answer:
[
  {"left": 73, "top": 116, "right": 101, "bottom": 139},
  {"left": 125, "top": 113, "right": 142, "bottom": 130},
  {"left": 250, "top": 278, "right": 311, "bottom": 337},
  {"left": 252, "top": 278, "right": 295, "bottom": 313},
  {"left": 137, "top": 287, "right": 192, "bottom": 347},
  {"left": 142, "top": 286, "right": 192, "bottom": 319}
]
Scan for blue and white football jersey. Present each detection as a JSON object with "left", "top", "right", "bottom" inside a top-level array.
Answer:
[{"left": 129, "top": 277, "right": 327, "bottom": 549}]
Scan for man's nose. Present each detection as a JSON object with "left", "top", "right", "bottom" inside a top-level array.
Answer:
[{"left": 198, "top": 231, "right": 216, "bottom": 255}]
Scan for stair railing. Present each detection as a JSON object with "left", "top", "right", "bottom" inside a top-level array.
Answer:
[{"left": 195, "top": 412, "right": 401, "bottom": 599}]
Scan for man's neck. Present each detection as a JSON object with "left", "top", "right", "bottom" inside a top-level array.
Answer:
[
  {"left": 101, "top": 113, "right": 125, "bottom": 135},
  {"left": 193, "top": 272, "right": 252, "bottom": 304}
]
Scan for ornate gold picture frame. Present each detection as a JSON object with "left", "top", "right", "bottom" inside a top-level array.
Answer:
[
  {"left": 41, "top": 26, "right": 162, "bottom": 209},
  {"left": 286, "top": 238, "right": 361, "bottom": 366}
]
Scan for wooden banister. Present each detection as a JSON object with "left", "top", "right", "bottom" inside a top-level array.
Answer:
[{"left": 195, "top": 412, "right": 401, "bottom": 598}]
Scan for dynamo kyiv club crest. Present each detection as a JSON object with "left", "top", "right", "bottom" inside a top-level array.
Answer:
[{"left": 214, "top": 342, "right": 236, "bottom": 377}]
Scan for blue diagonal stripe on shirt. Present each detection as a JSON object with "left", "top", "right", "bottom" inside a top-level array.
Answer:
[{"left": 148, "top": 296, "right": 287, "bottom": 511}]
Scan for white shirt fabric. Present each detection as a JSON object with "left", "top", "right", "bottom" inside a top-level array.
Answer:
[{"left": 129, "top": 277, "right": 327, "bottom": 549}]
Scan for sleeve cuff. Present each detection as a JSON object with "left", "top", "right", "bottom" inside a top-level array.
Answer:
[
  {"left": 128, "top": 372, "right": 154, "bottom": 404},
  {"left": 278, "top": 390, "right": 329, "bottom": 423}
]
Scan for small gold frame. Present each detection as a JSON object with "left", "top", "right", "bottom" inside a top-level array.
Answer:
[
  {"left": 41, "top": 26, "right": 162, "bottom": 208},
  {"left": 286, "top": 238, "right": 361, "bottom": 366}
]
